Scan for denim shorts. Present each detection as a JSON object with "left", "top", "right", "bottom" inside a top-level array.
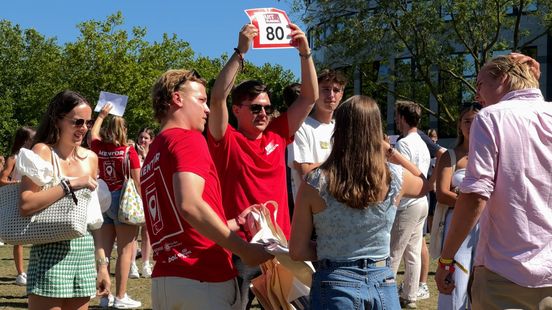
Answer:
[
  {"left": 310, "top": 259, "right": 401, "bottom": 310},
  {"left": 102, "top": 190, "right": 122, "bottom": 225}
]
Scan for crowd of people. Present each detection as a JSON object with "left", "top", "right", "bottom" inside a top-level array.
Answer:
[{"left": 0, "top": 21, "right": 551, "bottom": 310}]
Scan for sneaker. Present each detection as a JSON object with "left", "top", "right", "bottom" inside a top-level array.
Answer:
[
  {"left": 99, "top": 294, "right": 115, "bottom": 308},
  {"left": 129, "top": 262, "right": 140, "bottom": 279},
  {"left": 417, "top": 282, "right": 430, "bottom": 300},
  {"left": 400, "top": 297, "right": 417, "bottom": 309},
  {"left": 142, "top": 262, "right": 152, "bottom": 278},
  {"left": 113, "top": 294, "right": 142, "bottom": 309},
  {"left": 15, "top": 273, "right": 27, "bottom": 286}
]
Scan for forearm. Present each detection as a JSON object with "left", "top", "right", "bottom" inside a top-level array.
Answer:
[
  {"left": 19, "top": 182, "right": 67, "bottom": 216},
  {"left": 179, "top": 201, "right": 249, "bottom": 257},
  {"left": 440, "top": 193, "right": 486, "bottom": 259},
  {"left": 211, "top": 52, "right": 241, "bottom": 104},
  {"left": 91, "top": 115, "right": 104, "bottom": 141},
  {"left": 436, "top": 189, "right": 457, "bottom": 206}
]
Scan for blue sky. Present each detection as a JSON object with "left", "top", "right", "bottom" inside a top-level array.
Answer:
[{"left": 0, "top": 0, "right": 303, "bottom": 78}]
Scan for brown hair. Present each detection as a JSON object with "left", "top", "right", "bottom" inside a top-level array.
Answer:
[
  {"left": 318, "top": 69, "right": 348, "bottom": 87},
  {"left": 151, "top": 69, "right": 207, "bottom": 122},
  {"left": 395, "top": 100, "right": 421, "bottom": 127},
  {"left": 319, "top": 95, "right": 390, "bottom": 209}
]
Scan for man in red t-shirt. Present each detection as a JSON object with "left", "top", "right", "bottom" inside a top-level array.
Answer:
[
  {"left": 141, "top": 69, "right": 271, "bottom": 310},
  {"left": 207, "top": 23, "right": 318, "bottom": 310}
]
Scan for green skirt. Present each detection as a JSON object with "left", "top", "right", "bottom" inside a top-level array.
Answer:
[{"left": 27, "top": 233, "right": 96, "bottom": 298}]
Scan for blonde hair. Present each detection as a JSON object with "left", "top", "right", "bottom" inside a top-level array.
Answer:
[
  {"left": 484, "top": 55, "right": 539, "bottom": 91},
  {"left": 319, "top": 95, "right": 390, "bottom": 209},
  {"left": 101, "top": 116, "right": 127, "bottom": 147},
  {"left": 151, "top": 69, "right": 206, "bottom": 122}
]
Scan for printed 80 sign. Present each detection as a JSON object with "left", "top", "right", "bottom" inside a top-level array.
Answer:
[{"left": 245, "top": 8, "right": 293, "bottom": 49}]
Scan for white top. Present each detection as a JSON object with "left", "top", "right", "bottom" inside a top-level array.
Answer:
[
  {"left": 287, "top": 116, "right": 334, "bottom": 201},
  {"left": 395, "top": 131, "right": 431, "bottom": 209},
  {"left": 451, "top": 168, "right": 466, "bottom": 190}
]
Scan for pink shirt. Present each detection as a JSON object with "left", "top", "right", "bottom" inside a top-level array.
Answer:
[{"left": 460, "top": 89, "right": 552, "bottom": 288}]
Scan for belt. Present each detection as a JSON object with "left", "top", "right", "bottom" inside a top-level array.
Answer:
[{"left": 318, "top": 257, "right": 390, "bottom": 269}]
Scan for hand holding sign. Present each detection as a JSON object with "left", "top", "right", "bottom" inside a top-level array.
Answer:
[
  {"left": 245, "top": 8, "right": 293, "bottom": 49},
  {"left": 95, "top": 91, "right": 129, "bottom": 116}
]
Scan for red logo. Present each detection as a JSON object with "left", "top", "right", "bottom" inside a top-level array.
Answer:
[{"left": 264, "top": 13, "right": 281, "bottom": 23}]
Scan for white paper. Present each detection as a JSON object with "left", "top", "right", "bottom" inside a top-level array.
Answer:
[{"left": 95, "top": 91, "right": 129, "bottom": 116}]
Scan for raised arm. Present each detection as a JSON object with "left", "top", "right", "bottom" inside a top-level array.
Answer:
[
  {"left": 91, "top": 103, "right": 113, "bottom": 141},
  {"left": 285, "top": 23, "right": 318, "bottom": 137},
  {"left": 208, "top": 24, "right": 258, "bottom": 141}
]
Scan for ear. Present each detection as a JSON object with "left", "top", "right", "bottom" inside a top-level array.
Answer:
[
  {"left": 231, "top": 104, "right": 240, "bottom": 118},
  {"left": 171, "top": 92, "right": 184, "bottom": 108}
]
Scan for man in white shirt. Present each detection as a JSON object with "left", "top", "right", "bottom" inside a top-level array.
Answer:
[
  {"left": 390, "top": 100, "right": 431, "bottom": 308},
  {"left": 288, "top": 69, "right": 347, "bottom": 202}
]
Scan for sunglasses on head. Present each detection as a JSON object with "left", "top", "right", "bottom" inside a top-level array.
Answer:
[
  {"left": 66, "top": 118, "right": 94, "bottom": 128},
  {"left": 174, "top": 69, "right": 202, "bottom": 92},
  {"left": 244, "top": 104, "right": 275, "bottom": 115}
]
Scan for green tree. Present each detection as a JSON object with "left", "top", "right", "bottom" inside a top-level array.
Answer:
[
  {"left": 0, "top": 12, "right": 297, "bottom": 154},
  {"left": 294, "top": 0, "right": 550, "bottom": 133}
]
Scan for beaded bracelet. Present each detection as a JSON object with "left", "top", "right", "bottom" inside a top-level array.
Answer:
[
  {"left": 234, "top": 48, "right": 244, "bottom": 72},
  {"left": 299, "top": 51, "right": 312, "bottom": 59}
]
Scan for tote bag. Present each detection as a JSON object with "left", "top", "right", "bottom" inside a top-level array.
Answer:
[
  {"left": 0, "top": 149, "right": 91, "bottom": 245},
  {"left": 118, "top": 146, "right": 145, "bottom": 225}
]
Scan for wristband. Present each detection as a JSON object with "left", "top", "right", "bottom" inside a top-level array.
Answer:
[
  {"left": 96, "top": 257, "right": 109, "bottom": 267},
  {"left": 299, "top": 51, "right": 312, "bottom": 59},
  {"left": 234, "top": 48, "right": 244, "bottom": 72},
  {"left": 60, "top": 179, "right": 71, "bottom": 196}
]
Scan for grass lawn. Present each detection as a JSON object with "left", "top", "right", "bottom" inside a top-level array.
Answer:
[{"left": 0, "top": 239, "right": 439, "bottom": 309}]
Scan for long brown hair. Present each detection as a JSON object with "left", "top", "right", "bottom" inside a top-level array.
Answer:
[{"left": 319, "top": 95, "right": 390, "bottom": 209}]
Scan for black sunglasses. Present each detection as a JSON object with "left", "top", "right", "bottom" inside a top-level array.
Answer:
[
  {"left": 174, "top": 69, "right": 202, "bottom": 92},
  {"left": 66, "top": 118, "right": 94, "bottom": 128},
  {"left": 244, "top": 104, "right": 275, "bottom": 115}
]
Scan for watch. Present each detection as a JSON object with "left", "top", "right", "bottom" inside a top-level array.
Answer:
[{"left": 96, "top": 257, "right": 109, "bottom": 266}]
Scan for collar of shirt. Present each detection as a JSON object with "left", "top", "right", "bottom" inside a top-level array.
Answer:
[{"left": 499, "top": 88, "right": 543, "bottom": 102}]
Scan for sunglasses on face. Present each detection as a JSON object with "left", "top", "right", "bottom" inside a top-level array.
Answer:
[
  {"left": 244, "top": 104, "right": 275, "bottom": 115},
  {"left": 66, "top": 118, "right": 94, "bottom": 128}
]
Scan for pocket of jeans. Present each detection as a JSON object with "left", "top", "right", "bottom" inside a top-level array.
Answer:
[
  {"left": 375, "top": 276, "right": 401, "bottom": 309},
  {"left": 319, "top": 280, "right": 362, "bottom": 310}
]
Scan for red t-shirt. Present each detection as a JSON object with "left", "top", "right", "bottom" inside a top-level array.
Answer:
[
  {"left": 208, "top": 114, "right": 293, "bottom": 240},
  {"left": 140, "top": 128, "right": 236, "bottom": 282},
  {"left": 91, "top": 139, "right": 141, "bottom": 192}
]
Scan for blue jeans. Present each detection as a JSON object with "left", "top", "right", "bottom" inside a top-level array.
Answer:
[
  {"left": 310, "top": 259, "right": 401, "bottom": 310},
  {"left": 102, "top": 190, "right": 122, "bottom": 225}
]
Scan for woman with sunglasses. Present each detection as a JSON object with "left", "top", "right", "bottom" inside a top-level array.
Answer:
[
  {"left": 90, "top": 104, "right": 142, "bottom": 309},
  {"left": 434, "top": 102, "right": 481, "bottom": 310},
  {"left": 18, "top": 90, "right": 110, "bottom": 309}
]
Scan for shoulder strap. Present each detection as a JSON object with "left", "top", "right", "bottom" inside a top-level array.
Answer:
[
  {"left": 50, "top": 147, "right": 63, "bottom": 182},
  {"left": 447, "top": 149, "right": 457, "bottom": 173},
  {"left": 124, "top": 146, "right": 131, "bottom": 180}
]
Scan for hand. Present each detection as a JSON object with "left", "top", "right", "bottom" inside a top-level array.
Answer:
[
  {"left": 510, "top": 52, "right": 540, "bottom": 80},
  {"left": 237, "top": 24, "right": 258, "bottom": 55},
  {"left": 69, "top": 176, "right": 98, "bottom": 191},
  {"left": 288, "top": 23, "right": 309, "bottom": 55},
  {"left": 240, "top": 243, "right": 274, "bottom": 266},
  {"left": 96, "top": 266, "right": 111, "bottom": 297},
  {"left": 98, "top": 103, "right": 113, "bottom": 118},
  {"left": 435, "top": 266, "right": 455, "bottom": 295}
]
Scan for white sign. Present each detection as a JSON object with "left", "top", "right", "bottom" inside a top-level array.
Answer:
[
  {"left": 245, "top": 8, "right": 293, "bottom": 49},
  {"left": 95, "top": 91, "right": 129, "bottom": 117}
]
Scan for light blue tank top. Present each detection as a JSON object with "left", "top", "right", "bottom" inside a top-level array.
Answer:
[{"left": 308, "top": 164, "right": 404, "bottom": 261}]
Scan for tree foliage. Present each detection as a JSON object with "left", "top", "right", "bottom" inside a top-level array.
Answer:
[
  {"left": 0, "top": 12, "right": 296, "bottom": 154},
  {"left": 295, "top": 0, "right": 550, "bottom": 134}
]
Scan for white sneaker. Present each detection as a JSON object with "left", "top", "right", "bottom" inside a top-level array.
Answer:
[
  {"left": 15, "top": 273, "right": 27, "bottom": 286},
  {"left": 113, "top": 294, "right": 141, "bottom": 309},
  {"left": 129, "top": 262, "right": 140, "bottom": 279},
  {"left": 142, "top": 262, "right": 152, "bottom": 278},
  {"left": 99, "top": 294, "right": 114, "bottom": 308},
  {"left": 417, "top": 282, "right": 430, "bottom": 300}
]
